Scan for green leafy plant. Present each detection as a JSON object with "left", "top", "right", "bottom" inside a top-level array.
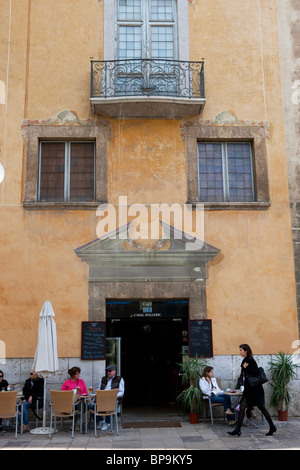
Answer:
[
  {"left": 268, "top": 351, "right": 299, "bottom": 411},
  {"left": 176, "top": 355, "right": 207, "bottom": 414}
]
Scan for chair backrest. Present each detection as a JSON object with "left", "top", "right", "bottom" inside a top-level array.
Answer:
[
  {"left": 50, "top": 390, "right": 74, "bottom": 414},
  {"left": 96, "top": 389, "right": 119, "bottom": 413},
  {"left": 216, "top": 378, "right": 222, "bottom": 389},
  {"left": 0, "top": 390, "right": 18, "bottom": 418}
]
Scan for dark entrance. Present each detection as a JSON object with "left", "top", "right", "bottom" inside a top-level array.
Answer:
[{"left": 106, "top": 300, "right": 189, "bottom": 408}]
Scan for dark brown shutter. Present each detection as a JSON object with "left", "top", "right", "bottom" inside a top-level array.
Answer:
[
  {"left": 39, "top": 142, "right": 65, "bottom": 202},
  {"left": 70, "top": 142, "right": 95, "bottom": 202}
]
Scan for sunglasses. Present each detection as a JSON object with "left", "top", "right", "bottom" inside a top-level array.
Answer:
[{"left": 0, "top": 375, "right": 3, "bottom": 378}]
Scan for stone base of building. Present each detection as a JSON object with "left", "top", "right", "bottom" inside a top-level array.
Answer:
[{"left": 1, "top": 355, "right": 299, "bottom": 416}]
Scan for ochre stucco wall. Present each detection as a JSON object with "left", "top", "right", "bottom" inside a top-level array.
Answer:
[{"left": 0, "top": 0, "right": 298, "bottom": 358}]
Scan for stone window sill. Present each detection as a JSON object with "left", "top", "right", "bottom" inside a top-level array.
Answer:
[
  {"left": 23, "top": 201, "right": 105, "bottom": 211},
  {"left": 186, "top": 201, "right": 271, "bottom": 211}
]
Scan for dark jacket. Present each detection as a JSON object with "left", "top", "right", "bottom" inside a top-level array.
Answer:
[
  {"left": 23, "top": 377, "right": 44, "bottom": 409},
  {"left": 240, "top": 356, "right": 265, "bottom": 407},
  {"left": 100, "top": 375, "right": 123, "bottom": 404},
  {"left": 0, "top": 379, "right": 8, "bottom": 391}
]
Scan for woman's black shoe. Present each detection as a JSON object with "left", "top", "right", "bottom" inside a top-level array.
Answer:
[
  {"left": 265, "top": 426, "right": 277, "bottom": 436},
  {"left": 227, "top": 429, "right": 241, "bottom": 437}
]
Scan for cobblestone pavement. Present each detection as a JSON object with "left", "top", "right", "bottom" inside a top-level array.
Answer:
[{"left": 0, "top": 410, "right": 299, "bottom": 451}]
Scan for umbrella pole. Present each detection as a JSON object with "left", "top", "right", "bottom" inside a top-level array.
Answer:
[
  {"left": 42, "top": 377, "right": 47, "bottom": 428},
  {"left": 30, "top": 377, "right": 54, "bottom": 435},
  {"left": 31, "top": 301, "right": 59, "bottom": 435}
]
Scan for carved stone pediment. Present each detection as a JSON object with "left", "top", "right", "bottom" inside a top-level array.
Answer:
[{"left": 75, "top": 221, "right": 219, "bottom": 282}]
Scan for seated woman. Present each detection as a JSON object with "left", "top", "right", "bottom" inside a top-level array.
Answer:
[
  {"left": 61, "top": 366, "right": 88, "bottom": 395},
  {"left": 199, "top": 366, "right": 234, "bottom": 416}
]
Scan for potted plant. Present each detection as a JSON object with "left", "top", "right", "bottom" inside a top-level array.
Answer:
[
  {"left": 176, "top": 355, "right": 207, "bottom": 423},
  {"left": 268, "top": 351, "right": 299, "bottom": 421}
]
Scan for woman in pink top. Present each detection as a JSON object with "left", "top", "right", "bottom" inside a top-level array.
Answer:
[{"left": 61, "top": 366, "right": 88, "bottom": 395}]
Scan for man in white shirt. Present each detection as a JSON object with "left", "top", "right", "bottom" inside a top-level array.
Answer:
[{"left": 97, "top": 365, "right": 125, "bottom": 431}]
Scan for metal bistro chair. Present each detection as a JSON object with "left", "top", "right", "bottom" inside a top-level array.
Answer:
[
  {"left": 117, "top": 402, "right": 123, "bottom": 428},
  {"left": 89, "top": 389, "right": 119, "bottom": 437},
  {"left": 0, "top": 391, "right": 22, "bottom": 439},
  {"left": 49, "top": 390, "right": 80, "bottom": 439},
  {"left": 202, "top": 378, "right": 226, "bottom": 427}
]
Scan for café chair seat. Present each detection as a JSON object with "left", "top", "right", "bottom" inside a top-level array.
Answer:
[
  {"left": 49, "top": 390, "right": 80, "bottom": 438},
  {"left": 89, "top": 389, "right": 119, "bottom": 437},
  {"left": 0, "top": 391, "right": 21, "bottom": 439}
]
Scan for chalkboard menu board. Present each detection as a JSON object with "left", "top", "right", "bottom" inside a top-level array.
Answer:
[
  {"left": 81, "top": 322, "right": 106, "bottom": 360},
  {"left": 189, "top": 320, "right": 213, "bottom": 358}
]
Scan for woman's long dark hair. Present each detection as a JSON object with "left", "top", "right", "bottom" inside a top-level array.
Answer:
[
  {"left": 201, "top": 366, "right": 214, "bottom": 378},
  {"left": 239, "top": 344, "right": 253, "bottom": 358}
]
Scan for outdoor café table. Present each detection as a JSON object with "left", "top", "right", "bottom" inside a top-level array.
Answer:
[
  {"left": 75, "top": 394, "right": 95, "bottom": 434},
  {"left": 73, "top": 394, "right": 87, "bottom": 434},
  {"left": 84, "top": 393, "right": 96, "bottom": 434},
  {"left": 224, "top": 390, "right": 243, "bottom": 420}
]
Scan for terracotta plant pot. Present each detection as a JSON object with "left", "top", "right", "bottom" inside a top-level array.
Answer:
[
  {"left": 278, "top": 410, "right": 288, "bottom": 421},
  {"left": 188, "top": 413, "right": 199, "bottom": 424}
]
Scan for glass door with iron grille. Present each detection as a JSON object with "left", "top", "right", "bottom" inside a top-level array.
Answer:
[{"left": 106, "top": 337, "right": 121, "bottom": 376}]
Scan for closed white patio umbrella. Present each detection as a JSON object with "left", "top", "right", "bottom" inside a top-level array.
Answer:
[{"left": 30, "top": 301, "right": 59, "bottom": 435}]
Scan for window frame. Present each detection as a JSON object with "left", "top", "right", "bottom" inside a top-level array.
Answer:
[
  {"left": 116, "top": 0, "right": 178, "bottom": 61},
  {"left": 185, "top": 125, "right": 270, "bottom": 210},
  {"left": 23, "top": 125, "right": 108, "bottom": 210},
  {"left": 104, "top": 0, "right": 189, "bottom": 63},
  {"left": 38, "top": 141, "right": 96, "bottom": 203},
  {"left": 197, "top": 141, "right": 255, "bottom": 203}
]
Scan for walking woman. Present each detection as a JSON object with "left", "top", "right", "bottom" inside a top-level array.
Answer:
[{"left": 228, "top": 344, "right": 277, "bottom": 437}]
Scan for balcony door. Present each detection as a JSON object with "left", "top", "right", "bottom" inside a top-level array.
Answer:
[
  {"left": 117, "top": 0, "right": 177, "bottom": 61},
  {"left": 115, "top": 0, "right": 178, "bottom": 96}
]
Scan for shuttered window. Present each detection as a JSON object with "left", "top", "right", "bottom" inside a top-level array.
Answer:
[
  {"left": 39, "top": 142, "right": 95, "bottom": 202},
  {"left": 70, "top": 143, "right": 95, "bottom": 202}
]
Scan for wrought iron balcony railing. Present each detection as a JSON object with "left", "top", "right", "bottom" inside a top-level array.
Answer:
[{"left": 91, "top": 59, "right": 205, "bottom": 100}]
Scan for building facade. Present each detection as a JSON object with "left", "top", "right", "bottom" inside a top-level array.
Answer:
[
  {"left": 1, "top": 0, "right": 299, "bottom": 413},
  {"left": 277, "top": 0, "right": 300, "bottom": 342}
]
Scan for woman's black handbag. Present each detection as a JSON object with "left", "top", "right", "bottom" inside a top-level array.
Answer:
[{"left": 247, "top": 367, "right": 268, "bottom": 387}]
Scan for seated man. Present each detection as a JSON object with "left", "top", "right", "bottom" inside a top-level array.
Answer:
[
  {"left": 19, "top": 370, "right": 44, "bottom": 432},
  {"left": 96, "top": 365, "right": 125, "bottom": 431}
]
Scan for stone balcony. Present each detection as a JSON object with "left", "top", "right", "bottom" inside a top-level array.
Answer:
[{"left": 90, "top": 58, "right": 205, "bottom": 119}]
